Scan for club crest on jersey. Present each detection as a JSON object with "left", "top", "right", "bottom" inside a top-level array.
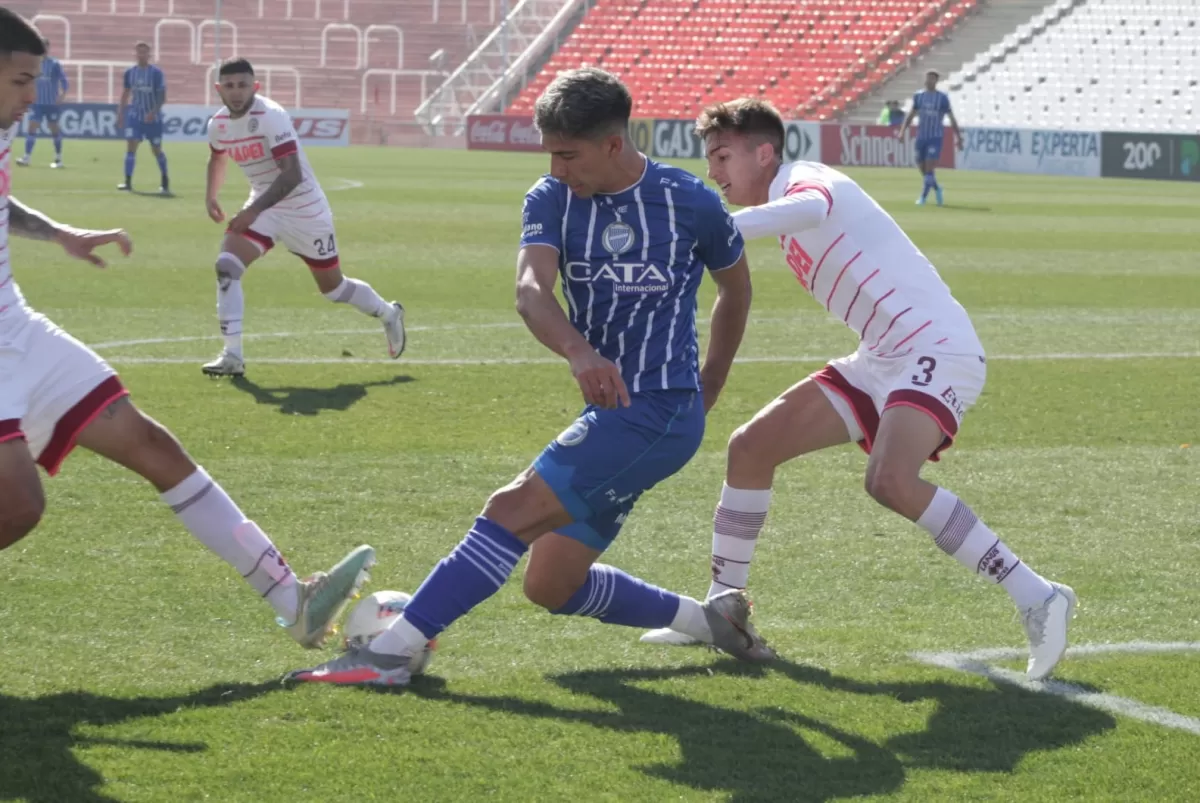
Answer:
[
  {"left": 248, "top": 117, "right": 259, "bottom": 133},
  {"left": 601, "top": 221, "right": 636, "bottom": 256},
  {"left": 556, "top": 419, "right": 589, "bottom": 447}
]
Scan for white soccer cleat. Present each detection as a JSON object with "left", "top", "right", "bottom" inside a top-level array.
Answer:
[
  {"left": 201, "top": 350, "right": 246, "bottom": 377},
  {"left": 50, "top": 159, "right": 63, "bottom": 169},
  {"left": 640, "top": 627, "right": 702, "bottom": 646},
  {"left": 15, "top": 155, "right": 30, "bottom": 167},
  {"left": 383, "top": 302, "right": 406, "bottom": 359},
  {"left": 1023, "top": 582, "right": 1077, "bottom": 681}
]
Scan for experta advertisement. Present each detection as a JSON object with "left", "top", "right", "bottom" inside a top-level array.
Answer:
[
  {"left": 1101, "top": 131, "right": 1200, "bottom": 181},
  {"left": 18, "top": 104, "right": 122, "bottom": 139},
  {"left": 466, "top": 114, "right": 541, "bottom": 152},
  {"left": 959, "top": 127, "right": 1100, "bottom": 177},
  {"left": 160, "top": 105, "right": 351, "bottom": 146},
  {"left": 821, "top": 124, "right": 956, "bottom": 169}
]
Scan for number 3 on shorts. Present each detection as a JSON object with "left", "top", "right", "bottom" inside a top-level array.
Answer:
[
  {"left": 312, "top": 233, "right": 336, "bottom": 257},
  {"left": 910, "top": 356, "right": 937, "bottom": 387}
]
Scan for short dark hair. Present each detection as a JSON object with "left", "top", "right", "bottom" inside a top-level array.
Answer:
[
  {"left": 135, "top": 41, "right": 151, "bottom": 50},
  {"left": 0, "top": 8, "right": 48, "bottom": 59},
  {"left": 534, "top": 68, "right": 632, "bottom": 140},
  {"left": 926, "top": 69, "right": 940, "bottom": 78},
  {"left": 694, "top": 98, "right": 786, "bottom": 157},
  {"left": 218, "top": 57, "right": 255, "bottom": 77}
]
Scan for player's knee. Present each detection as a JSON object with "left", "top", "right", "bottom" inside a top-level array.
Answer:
[
  {"left": 727, "top": 421, "right": 770, "bottom": 468},
  {"left": 523, "top": 570, "right": 580, "bottom": 611},
  {"left": 0, "top": 489, "right": 44, "bottom": 549},
  {"left": 863, "top": 462, "right": 916, "bottom": 512},
  {"left": 215, "top": 252, "right": 246, "bottom": 283}
]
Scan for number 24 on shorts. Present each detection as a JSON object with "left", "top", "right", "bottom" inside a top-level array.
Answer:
[{"left": 312, "top": 234, "right": 336, "bottom": 257}]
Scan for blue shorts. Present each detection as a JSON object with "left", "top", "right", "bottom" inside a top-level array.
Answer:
[
  {"left": 29, "top": 105, "right": 60, "bottom": 124},
  {"left": 915, "top": 136, "right": 943, "bottom": 163},
  {"left": 124, "top": 116, "right": 163, "bottom": 145},
  {"left": 534, "top": 390, "right": 704, "bottom": 552}
]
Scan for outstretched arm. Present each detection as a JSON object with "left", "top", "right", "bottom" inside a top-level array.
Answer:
[
  {"left": 7, "top": 197, "right": 132, "bottom": 266},
  {"left": 701, "top": 252, "right": 752, "bottom": 412},
  {"left": 8, "top": 197, "right": 62, "bottom": 241}
]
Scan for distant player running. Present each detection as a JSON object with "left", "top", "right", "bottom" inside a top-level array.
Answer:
[
  {"left": 898, "top": 70, "right": 963, "bottom": 206},
  {"left": 288, "top": 67, "right": 769, "bottom": 688},
  {"left": 0, "top": 10, "right": 374, "bottom": 651},
  {"left": 116, "top": 41, "right": 169, "bottom": 194},
  {"left": 202, "top": 58, "right": 405, "bottom": 376},
  {"left": 639, "top": 99, "right": 1075, "bottom": 682},
  {"left": 15, "top": 36, "right": 66, "bottom": 168}
]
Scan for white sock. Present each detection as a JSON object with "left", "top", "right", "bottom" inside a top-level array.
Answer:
[
  {"left": 369, "top": 614, "right": 429, "bottom": 657},
  {"left": 917, "top": 487, "right": 1055, "bottom": 610},
  {"left": 324, "top": 277, "right": 391, "bottom": 318},
  {"left": 218, "top": 278, "right": 244, "bottom": 357},
  {"left": 161, "top": 467, "right": 298, "bottom": 621},
  {"left": 708, "top": 483, "right": 772, "bottom": 598},
  {"left": 669, "top": 596, "right": 713, "bottom": 643}
]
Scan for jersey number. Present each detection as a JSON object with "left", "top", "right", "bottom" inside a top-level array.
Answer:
[
  {"left": 312, "top": 234, "right": 336, "bottom": 256},
  {"left": 784, "top": 238, "right": 814, "bottom": 290},
  {"left": 910, "top": 356, "right": 937, "bottom": 387}
]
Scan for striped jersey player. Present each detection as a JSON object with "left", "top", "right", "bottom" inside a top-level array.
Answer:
[
  {"left": 639, "top": 97, "right": 1076, "bottom": 683},
  {"left": 202, "top": 57, "right": 405, "bottom": 377},
  {"left": 16, "top": 37, "right": 67, "bottom": 168},
  {"left": 0, "top": 13, "right": 375, "bottom": 652}
]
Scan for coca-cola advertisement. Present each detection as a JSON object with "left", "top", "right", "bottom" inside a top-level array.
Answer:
[
  {"left": 821, "top": 125, "right": 956, "bottom": 169},
  {"left": 467, "top": 114, "right": 543, "bottom": 152}
]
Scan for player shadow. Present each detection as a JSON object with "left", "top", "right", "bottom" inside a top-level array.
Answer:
[
  {"left": 0, "top": 680, "right": 281, "bottom": 803},
  {"left": 230, "top": 374, "right": 413, "bottom": 416},
  {"left": 128, "top": 189, "right": 176, "bottom": 199},
  {"left": 402, "top": 655, "right": 1116, "bottom": 801},
  {"left": 937, "top": 203, "right": 991, "bottom": 212}
]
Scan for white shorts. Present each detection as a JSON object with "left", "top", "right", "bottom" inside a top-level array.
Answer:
[
  {"left": 0, "top": 313, "right": 127, "bottom": 475},
  {"left": 238, "top": 204, "right": 339, "bottom": 270},
  {"left": 812, "top": 347, "right": 987, "bottom": 461}
]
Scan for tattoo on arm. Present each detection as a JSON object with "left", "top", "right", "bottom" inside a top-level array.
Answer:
[
  {"left": 248, "top": 154, "right": 302, "bottom": 213},
  {"left": 7, "top": 197, "right": 62, "bottom": 241}
]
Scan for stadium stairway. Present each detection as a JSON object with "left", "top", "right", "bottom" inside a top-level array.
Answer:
[{"left": 845, "top": 0, "right": 1057, "bottom": 123}]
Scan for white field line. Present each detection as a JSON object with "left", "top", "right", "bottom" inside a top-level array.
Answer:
[
  {"left": 912, "top": 641, "right": 1200, "bottom": 736},
  {"left": 328, "top": 177, "right": 364, "bottom": 191}
]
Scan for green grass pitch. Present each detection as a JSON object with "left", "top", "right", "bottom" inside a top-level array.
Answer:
[{"left": 1, "top": 140, "right": 1198, "bottom": 802}]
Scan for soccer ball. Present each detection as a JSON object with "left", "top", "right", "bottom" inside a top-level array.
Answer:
[{"left": 341, "top": 590, "right": 436, "bottom": 675}]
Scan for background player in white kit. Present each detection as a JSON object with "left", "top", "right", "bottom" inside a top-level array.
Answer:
[
  {"left": 203, "top": 58, "right": 405, "bottom": 377},
  {"left": 641, "top": 98, "right": 1076, "bottom": 681},
  {"left": 0, "top": 11, "right": 374, "bottom": 652}
]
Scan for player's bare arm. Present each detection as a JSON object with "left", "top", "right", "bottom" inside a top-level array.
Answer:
[
  {"left": 205, "top": 147, "right": 228, "bottom": 222},
  {"left": 897, "top": 107, "right": 916, "bottom": 138},
  {"left": 948, "top": 110, "right": 964, "bottom": 149},
  {"left": 515, "top": 243, "right": 630, "bottom": 410},
  {"left": 8, "top": 197, "right": 132, "bottom": 266},
  {"left": 227, "top": 152, "right": 302, "bottom": 232},
  {"left": 150, "top": 86, "right": 166, "bottom": 122},
  {"left": 700, "top": 252, "right": 751, "bottom": 412},
  {"left": 117, "top": 87, "right": 130, "bottom": 124}
]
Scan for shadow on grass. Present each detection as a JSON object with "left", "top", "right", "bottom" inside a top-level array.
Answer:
[{"left": 230, "top": 374, "right": 413, "bottom": 416}]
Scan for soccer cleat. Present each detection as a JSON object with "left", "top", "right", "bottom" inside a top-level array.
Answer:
[
  {"left": 1023, "top": 582, "right": 1077, "bottom": 681},
  {"left": 201, "top": 350, "right": 246, "bottom": 377},
  {"left": 285, "top": 644, "right": 413, "bottom": 686},
  {"left": 383, "top": 302, "right": 406, "bottom": 359},
  {"left": 283, "top": 544, "right": 376, "bottom": 648},
  {"left": 640, "top": 627, "right": 702, "bottom": 646},
  {"left": 50, "top": 159, "right": 63, "bottom": 169},
  {"left": 117, "top": 181, "right": 132, "bottom": 191},
  {"left": 15, "top": 156, "right": 30, "bottom": 167},
  {"left": 935, "top": 187, "right": 944, "bottom": 206},
  {"left": 915, "top": 196, "right": 927, "bottom": 206},
  {"left": 702, "top": 589, "right": 776, "bottom": 663}
]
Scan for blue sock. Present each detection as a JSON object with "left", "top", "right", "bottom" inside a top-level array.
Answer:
[
  {"left": 124, "top": 152, "right": 135, "bottom": 181},
  {"left": 929, "top": 169, "right": 939, "bottom": 191},
  {"left": 155, "top": 151, "right": 169, "bottom": 181},
  {"left": 24, "top": 135, "right": 35, "bottom": 157},
  {"left": 53, "top": 134, "right": 63, "bottom": 158},
  {"left": 921, "top": 172, "right": 934, "bottom": 199},
  {"left": 402, "top": 517, "right": 527, "bottom": 640},
  {"left": 552, "top": 563, "right": 681, "bottom": 628}
]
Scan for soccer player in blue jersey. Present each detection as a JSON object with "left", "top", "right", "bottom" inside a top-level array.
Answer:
[
  {"left": 288, "top": 67, "right": 773, "bottom": 687},
  {"left": 898, "top": 70, "right": 963, "bottom": 206},
  {"left": 116, "top": 42, "right": 169, "bottom": 194},
  {"left": 15, "top": 37, "right": 66, "bottom": 168}
]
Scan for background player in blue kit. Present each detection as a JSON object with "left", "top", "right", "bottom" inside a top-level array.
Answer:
[
  {"left": 289, "top": 67, "right": 771, "bottom": 687},
  {"left": 15, "top": 37, "right": 67, "bottom": 168},
  {"left": 116, "top": 41, "right": 169, "bottom": 194},
  {"left": 898, "top": 70, "right": 963, "bottom": 206}
]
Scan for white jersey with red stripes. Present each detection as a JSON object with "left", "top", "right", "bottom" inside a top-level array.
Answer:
[
  {"left": 207, "top": 94, "right": 328, "bottom": 214},
  {"left": 0, "top": 124, "right": 32, "bottom": 327},
  {"left": 771, "top": 161, "right": 983, "bottom": 358}
]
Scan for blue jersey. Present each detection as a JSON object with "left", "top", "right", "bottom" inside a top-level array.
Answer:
[
  {"left": 912, "top": 90, "right": 951, "bottom": 140},
  {"left": 35, "top": 57, "right": 68, "bottom": 106},
  {"left": 521, "top": 159, "right": 744, "bottom": 394},
  {"left": 124, "top": 64, "right": 166, "bottom": 116}
]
